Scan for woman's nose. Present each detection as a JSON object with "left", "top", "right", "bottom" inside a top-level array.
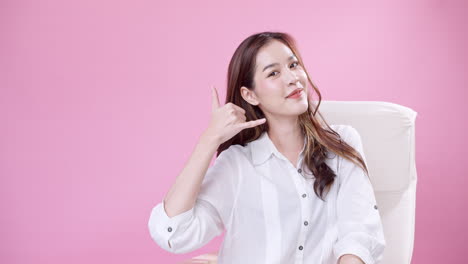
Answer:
[{"left": 285, "top": 68, "right": 300, "bottom": 84}]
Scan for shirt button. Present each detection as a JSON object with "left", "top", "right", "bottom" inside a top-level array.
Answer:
[
  {"left": 302, "top": 193, "right": 307, "bottom": 198},
  {"left": 298, "top": 245, "right": 303, "bottom": 250},
  {"left": 167, "top": 227, "right": 173, "bottom": 232},
  {"left": 374, "top": 205, "right": 378, "bottom": 210},
  {"left": 304, "top": 221, "right": 308, "bottom": 226},
  {"left": 297, "top": 168, "right": 302, "bottom": 173}
]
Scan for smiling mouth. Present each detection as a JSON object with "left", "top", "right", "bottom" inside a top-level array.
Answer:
[{"left": 286, "top": 88, "right": 304, "bottom": 98}]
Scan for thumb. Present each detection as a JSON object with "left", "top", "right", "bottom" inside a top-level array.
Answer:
[{"left": 211, "top": 85, "right": 220, "bottom": 111}]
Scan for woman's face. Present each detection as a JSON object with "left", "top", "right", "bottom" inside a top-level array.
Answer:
[{"left": 241, "top": 40, "right": 309, "bottom": 118}]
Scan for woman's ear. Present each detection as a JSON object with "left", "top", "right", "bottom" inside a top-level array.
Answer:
[{"left": 240, "top": 86, "right": 260, "bottom": 106}]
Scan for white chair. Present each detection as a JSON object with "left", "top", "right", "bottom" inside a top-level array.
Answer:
[{"left": 181, "top": 101, "right": 418, "bottom": 264}]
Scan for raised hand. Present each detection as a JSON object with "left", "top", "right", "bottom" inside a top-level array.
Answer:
[{"left": 206, "top": 85, "right": 266, "bottom": 145}]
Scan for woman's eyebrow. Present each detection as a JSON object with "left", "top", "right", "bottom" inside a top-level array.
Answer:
[{"left": 262, "top": 55, "right": 297, "bottom": 72}]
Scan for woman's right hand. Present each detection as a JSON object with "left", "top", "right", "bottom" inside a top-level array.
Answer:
[{"left": 205, "top": 85, "right": 266, "bottom": 146}]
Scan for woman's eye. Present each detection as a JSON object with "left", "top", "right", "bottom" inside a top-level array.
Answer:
[
  {"left": 268, "top": 71, "right": 278, "bottom": 77},
  {"left": 268, "top": 62, "right": 299, "bottom": 77}
]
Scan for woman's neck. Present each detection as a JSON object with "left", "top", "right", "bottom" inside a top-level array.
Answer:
[{"left": 267, "top": 120, "right": 304, "bottom": 154}]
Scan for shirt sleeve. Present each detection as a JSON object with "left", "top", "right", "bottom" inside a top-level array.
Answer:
[
  {"left": 332, "top": 125, "right": 386, "bottom": 264},
  {"left": 147, "top": 148, "right": 238, "bottom": 254}
]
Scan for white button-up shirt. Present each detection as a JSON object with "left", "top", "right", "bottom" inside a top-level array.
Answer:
[{"left": 148, "top": 124, "right": 386, "bottom": 264}]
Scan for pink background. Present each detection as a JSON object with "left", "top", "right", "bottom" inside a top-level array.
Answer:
[{"left": 1, "top": 0, "right": 467, "bottom": 263}]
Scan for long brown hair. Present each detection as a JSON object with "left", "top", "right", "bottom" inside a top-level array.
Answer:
[{"left": 217, "top": 31, "right": 368, "bottom": 201}]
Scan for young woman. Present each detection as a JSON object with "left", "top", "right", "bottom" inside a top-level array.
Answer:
[{"left": 148, "top": 32, "right": 386, "bottom": 264}]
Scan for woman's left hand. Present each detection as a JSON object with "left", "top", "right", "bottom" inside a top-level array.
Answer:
[{"left": 338, "top": 254, "right": 365, "bottom": 264}]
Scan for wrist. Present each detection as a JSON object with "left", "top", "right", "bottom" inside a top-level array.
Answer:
[{"left": 200, "top": 129, "right": 221, "bottom": 148}]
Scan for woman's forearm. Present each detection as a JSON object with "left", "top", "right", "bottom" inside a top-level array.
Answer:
[
  {"left": 338, "top": 254, "right": 365, "bottom": 264},
  {"left": 163, "top": 130, "right": 220, "bottom": 218}
]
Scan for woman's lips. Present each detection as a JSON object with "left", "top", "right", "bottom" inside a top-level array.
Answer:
[{"left": 286, "top": 89, "right": 304, "bottom": 99}]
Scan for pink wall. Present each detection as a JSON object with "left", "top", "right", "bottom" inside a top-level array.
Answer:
[{"left": 1, "top": 0, "right": 467, "bottom": 263}]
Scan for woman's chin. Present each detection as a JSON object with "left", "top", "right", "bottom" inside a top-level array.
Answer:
[{"left": 294, "top": 102, "right": 309, "bottom": 114}]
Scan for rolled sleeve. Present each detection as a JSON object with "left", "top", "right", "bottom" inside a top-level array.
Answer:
[
  {"left": 333, "top": 126, "right": 386, "bottom": 264},
  {"left": 148, "top": 148, "right": 238, "bottom": 254}
]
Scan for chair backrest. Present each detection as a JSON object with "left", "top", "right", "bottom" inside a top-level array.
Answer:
[{"left": 319, "top": 100, "right": 418, "bottom": 264}]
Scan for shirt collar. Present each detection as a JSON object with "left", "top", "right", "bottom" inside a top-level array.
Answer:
[{"left": 250, "top": 131, "right": 307, "bottom": 166}]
